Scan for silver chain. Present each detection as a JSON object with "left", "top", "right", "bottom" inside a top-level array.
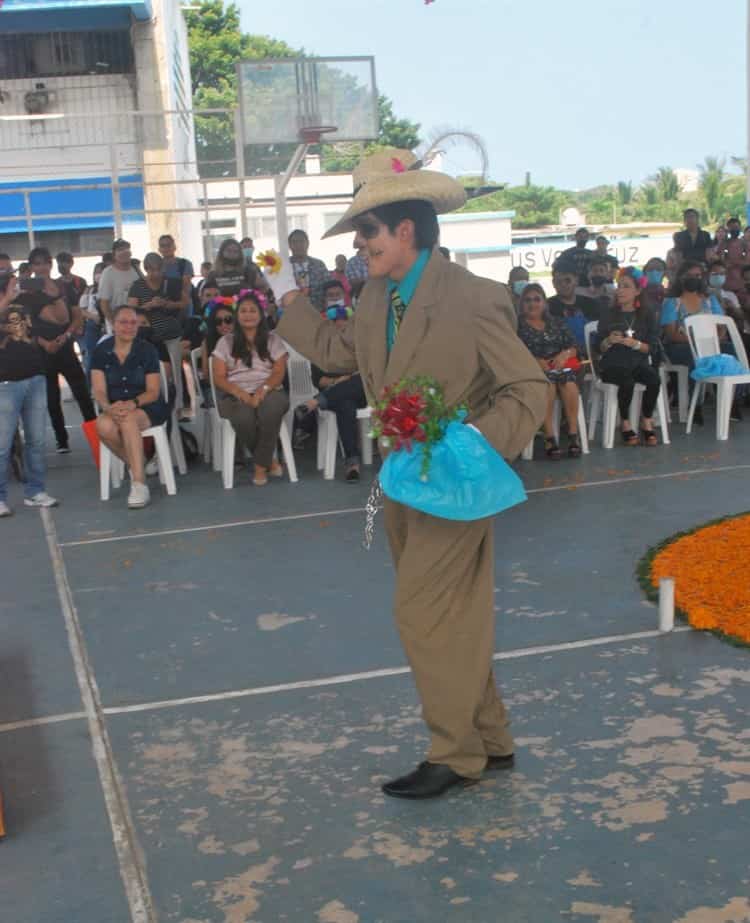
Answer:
[{"left": 362, "top": 478, "right": 383, "bottom": 550}]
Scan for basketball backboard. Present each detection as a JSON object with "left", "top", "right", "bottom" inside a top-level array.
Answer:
[{"left": 237, "top": 57, "right": 379, "bottom": 146}]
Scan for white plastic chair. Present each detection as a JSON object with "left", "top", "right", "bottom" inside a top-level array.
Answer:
[
  {"left": 521, "top": 393, "right": 590, "bottom": 460},
  {"left": 99, "top": 363, "right": 178, "bottom": 501},
  {"left": 584, "top": 321, "right": 670, "bottom": 448},
  {"left": 162, "top": 362, "right": 187, "bottom": 476},
  {"left": 660, "top": 360, "right": 690, "bottom": 424},
  {"left": 684, "top": 314, "right": 750, "bottom": 441},
  {"left": 189, "top": 346, "right": 212, "bottom": 464},
  {"left": 209, "top": 356, "right": 297, "bottom": 489},
  {"left": 317, "top": 404, "right": 375, "bottom": 479}
]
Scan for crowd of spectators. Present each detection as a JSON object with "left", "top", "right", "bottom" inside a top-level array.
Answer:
[
  {"left": 0, "top": 232, "right": 370, "bottom": 513},
  {"left": 1, "top": 206, "right": 749, "bottom": 515}
]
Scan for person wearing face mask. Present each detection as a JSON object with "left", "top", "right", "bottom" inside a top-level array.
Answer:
[
  {"left": 507, "top": 266, "right": 529, "bottom": 317},
  {"left": 577, "top": 255, "right": 616, "bottom": 306},
  {"left": 240, "top": 238, "right": 255, "bottom": 270},
  {"left": 723, "top": 218, "right": 746, "bottom": 295},
  {"left": 293, "top": 280, "right": 367, "bottom": 480},
  {"left": 706, "top": 260, "right": 742, "bottom": 326},
  {"left": 640, "top": 258, "right": 667, "bottom": 315},
  {"left": 660, "top": 261, "right": 738, "bottom": 422}
]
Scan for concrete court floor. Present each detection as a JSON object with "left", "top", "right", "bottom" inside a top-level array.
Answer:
[{"left": 2, "top": 414, "right": 750, "bottom": 923}]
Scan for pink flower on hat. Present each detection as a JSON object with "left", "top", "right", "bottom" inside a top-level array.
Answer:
[{"left": 391, "top": 157, "right": 406, "bottom": 174}]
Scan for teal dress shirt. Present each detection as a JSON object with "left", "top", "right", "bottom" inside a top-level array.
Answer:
[{"left": 386, "top": 248, "right": 431, "bottom": 354}]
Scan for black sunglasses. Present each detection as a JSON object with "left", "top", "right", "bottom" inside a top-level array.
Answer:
[
  {"left": 216, "top": 315, "right": 234, "bottom": 325},
  {"left": 353, "top": 219, "right": 381, "bottom": 240}
]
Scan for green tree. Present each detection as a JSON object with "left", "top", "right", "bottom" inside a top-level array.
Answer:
[
  {"left": 320, "top": 96, "right": 421, "bottom": 172},
  {"left": 617, "top": 181, "right": 633, "bottom": 206},
  {"left": 652, "top": 166, "right": 680, "bottom": 201},
  {"left": 699, "top": 156, "right": 726, "bottom": 223},
  {"left": 461, "top": 184, "right": 572, "bottom": 228},
  {"left": 185, "top": 1, "right": 301, "bottom": 176}
]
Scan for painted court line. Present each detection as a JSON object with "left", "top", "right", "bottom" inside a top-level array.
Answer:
[
  {"left": 101, "top": 626, "right": 691, "bottom": 718},
  {"left": 41, "top": 508, "right": 155, "bottom": 923},
  {"left": 58, "top": 463, "right": 750, "bottom": 548},
  {"left": 0, "top": 710, "right": 86, "bottom": 734},
  {"left": 0, "top": 626, "right": 693, "bottom": 734}
]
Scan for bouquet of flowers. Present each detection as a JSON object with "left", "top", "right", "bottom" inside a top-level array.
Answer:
[
  {"left": 371, "top": 376, "right": 462, "bottom": 480},
  {"left": 369, "top": 376, "right": 527, "bottom": 523}
]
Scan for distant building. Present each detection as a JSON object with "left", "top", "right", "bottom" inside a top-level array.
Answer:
[
  {"left": 0, "top": 0, "right": 200, "bottom": 273},
  {"left": 673, "top": 168, "right": 698, "bottom": 194}
]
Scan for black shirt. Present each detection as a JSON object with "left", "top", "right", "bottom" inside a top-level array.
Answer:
[
  {"left": 91, "top": 336, "right": 162, "bottom": 403},
  {"left": 0, "top": 337, "right": 46, "bottom": 381},
  {"left": 206, "top": 266, "right": 259, "bottom": 297},
  {"left": 674, "top": 228, "right": 712, "bottom": 264},
  {"left": 547, "top": 294, "right": 600, "bottom": 322},
  {"left": 560, "top": 245, "right": 593, "bottom": 285},
  {"left": 128, "top": 277, "right": 183, "bottom": 342}
]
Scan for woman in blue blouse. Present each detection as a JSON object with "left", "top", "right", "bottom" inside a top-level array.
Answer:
[
  {"left": 91, "top": 305, "right": 169, "bottom": 509},
  {"left": 661, "top": 261, "right": 725, "bottom": 368}
]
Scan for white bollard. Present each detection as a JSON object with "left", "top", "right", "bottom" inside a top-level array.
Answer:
[{"left": 658, "top": 577, "right": 675, "bottom": 633}]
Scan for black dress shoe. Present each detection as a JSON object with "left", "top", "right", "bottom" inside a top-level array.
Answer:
[
  {"left": 381, "top": 761, "right": 477, "bottom": 799},
  {"left": 486, "top": 753, "right": 515, "bottom": 771}
]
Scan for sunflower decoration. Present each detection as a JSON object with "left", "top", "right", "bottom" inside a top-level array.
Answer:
[{"left": 255, "top": 249, "right": 283, "bottom": 275}]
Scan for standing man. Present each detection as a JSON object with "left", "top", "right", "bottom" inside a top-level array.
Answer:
[
  {"left": 54, "top": 252, "right": 87, "bottom": 308},
  {"left": 288, "top": 229, "right": 330, "bottom": 310},
  {"left": 560, "top": 227, "right": 593, "bottom": 287},
  {"left": 674, "top": 209, "right": 712, "bottom": 264},
  {"left": 594, "top": 235, "right": 619, "bottom": 281},
  {"left": 266, "top": 149, "right": 547, "bottom": 799},
  {"left": 98, "top": 239, "right": 141, "bottom": 326},
  {"left": 158, "top": 234, "right": 194, "bottom": 315}
]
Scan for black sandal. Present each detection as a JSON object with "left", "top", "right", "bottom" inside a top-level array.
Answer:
[
  {"left": 641, "top": 428, "right": 658, "bottom": 447},
  {"left": 544, "top": 437, "right": 562, "bottom": 460},
  {"left": 621, "top": 429, "right": 639, "bottom": 446},
  {"left": 567, "top": 434, "right": 582, "bottom": 458}
]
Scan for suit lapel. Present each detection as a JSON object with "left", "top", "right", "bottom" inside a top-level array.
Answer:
[
  {"left": 359, "top": 277, "right": 388, "bottom": 399},
  {"left": 383, "top": 252, "right": 442, "bottom": 388}
]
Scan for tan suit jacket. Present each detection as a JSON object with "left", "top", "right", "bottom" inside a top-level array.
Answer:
[{"left": 277, "top": 251, "right": 547, "bottom": 460}]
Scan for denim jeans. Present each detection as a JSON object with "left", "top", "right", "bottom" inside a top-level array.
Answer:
[
  {"left": 0, "top": 375, "right": 48, "bottom": 502},
  {"left": 77, "top": 319, "right": 102, "bottom": 383}
]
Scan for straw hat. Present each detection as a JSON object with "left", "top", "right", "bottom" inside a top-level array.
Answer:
[{"left": 323, "top": 147, "right": 467, "bottom": 239}]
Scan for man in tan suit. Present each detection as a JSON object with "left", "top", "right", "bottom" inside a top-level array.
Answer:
[{"left": 266, "top": 149, "right": 547, "bottom": 799}]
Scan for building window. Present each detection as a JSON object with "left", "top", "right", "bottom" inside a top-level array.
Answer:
[
  {"left": 287, "top": 215, "right": 309, "bottom": 236},
  {"left": 0, "top": 31, "right": 134, "bottom": 80},
  {"left": 0, "top": 227, "right": 114, "bottom": 261}
]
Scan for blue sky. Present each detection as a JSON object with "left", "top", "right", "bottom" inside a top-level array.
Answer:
[{"left": 239, "top": 0, "right": 746, "bottom": 190}]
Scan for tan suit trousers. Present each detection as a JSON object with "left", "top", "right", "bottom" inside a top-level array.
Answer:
[{"left": 384, "top": 498, "right": 513, "bottom": 778}]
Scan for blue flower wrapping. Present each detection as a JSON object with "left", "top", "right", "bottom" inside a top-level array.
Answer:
[
  {"left": 379, "top": 421, "right": 527, "bottom": 521},
  {"left": 690, "top": 355, "right": 747, "bottom": 380}
]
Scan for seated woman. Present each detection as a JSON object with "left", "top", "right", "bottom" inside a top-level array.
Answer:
[
  {"left": 597, "top": 267, "right": 662, "bottom": 446},
  {"left": 212, "top": 290, "right": 289, "bottom": 486},
  {"left": 661, "top": 261, "right": 727, "bottom": 369},
  {"left": 91, "top": 305, "right": 169, "bottom": 509},
  {"left": 516, "top": 283, "right": 582, "bottom": 459}
]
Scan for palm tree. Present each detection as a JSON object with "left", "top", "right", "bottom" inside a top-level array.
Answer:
[
  {"left": 617, "top": 180, "right": 633, "bottom": 205},
  {"left": 699, "top": 156, "right": 726, "bottom": 222},
  {"left": 652, "top": 166, "right": 680, "bottom": 201}
]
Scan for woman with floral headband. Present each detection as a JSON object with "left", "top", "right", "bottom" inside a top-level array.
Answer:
[
  {"left": 597, "top": 266, "right": 662, "bottom": 446},
  {"left": 211, "top": 289, "right": 289, "bottom": 486}
]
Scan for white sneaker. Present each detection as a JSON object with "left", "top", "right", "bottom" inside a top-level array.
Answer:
[
  {"left": 0, "top": 501, "right": 13, "bottom": 517},
  {"left": 24, "top": 492, "right": 59, "bottom": 508},
  {"left": 127, "top": 482, "right": 150, "bottom": 509},
  {"left": 144, "top": 457, "right": 160, "bottom": 477}
]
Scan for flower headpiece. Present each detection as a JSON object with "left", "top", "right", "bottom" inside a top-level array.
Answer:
[
  {"left": 238, "top": 287, "right": 269, "bottom": 314},
  {"left": 617, "top": 266, "right": 648, "bottom": 289},
  {"left": 204, "top": 296, "right": 236, "bottom": 319},
  {"left": 323, "top": 305, "right": 354, "bottom": 322}
]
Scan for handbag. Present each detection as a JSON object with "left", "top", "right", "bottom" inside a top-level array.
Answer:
[{"left": 379, "top": 419, "right": 527, "bottom": 521}]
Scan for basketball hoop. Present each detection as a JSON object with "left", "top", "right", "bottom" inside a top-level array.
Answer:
[{"left": 299, "top": 125, "right": 337, "bottom": 144}]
